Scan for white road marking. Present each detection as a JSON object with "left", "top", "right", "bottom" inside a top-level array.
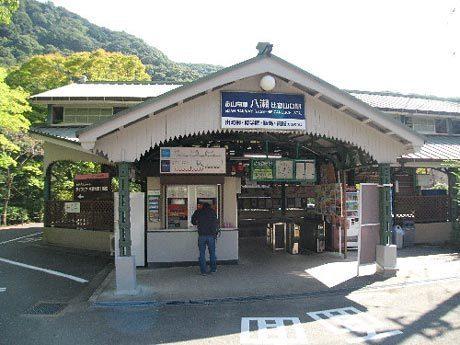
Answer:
[
  {"left": 240, "top": 317, "right": 306, "bottom": 345},
  {"left": 307, "top": 306, "right": 402, "bottom": 343},
  {"left": 0, "top": 232, "right": 42, "bottom": 245},
  {"left": 0, "top": 257, "right": 88, "bottom": 284},
  {"left": 0, "top": 287, "right": 6, "bottom": 293}
]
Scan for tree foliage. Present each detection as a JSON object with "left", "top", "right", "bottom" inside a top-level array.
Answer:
[
  {"left": 0, "top": 0, "right": 18, "bottom": 25},
  {"left": 0, "top": 66, "right": 42, "bottom": 225},
  {"left": 0, "top": 0, "right": 221, "bottom": 82},
  {"left": 6, "top": 49, "right": 150, "bottom": 94}
]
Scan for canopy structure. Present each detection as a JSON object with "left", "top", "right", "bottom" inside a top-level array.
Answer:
[{"left": 74, "top": 52, "right": 424, "bottom": 164}]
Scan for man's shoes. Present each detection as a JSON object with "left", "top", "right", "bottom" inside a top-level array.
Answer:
[
  {"left": 200, "top": 272, "right": 208, "bottom": 276},
  {"left": 210, "top": 269, "right": 217, "bottom": 273}
]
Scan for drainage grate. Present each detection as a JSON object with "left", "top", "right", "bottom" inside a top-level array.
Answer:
[{"left": 25, "top": 302, "right": 67, "bottom": 315}]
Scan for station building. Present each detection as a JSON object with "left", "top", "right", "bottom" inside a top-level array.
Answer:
[{"left": 30, "top": 44, "right": 460, "bottom": 290}]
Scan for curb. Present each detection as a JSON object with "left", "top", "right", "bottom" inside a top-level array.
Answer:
[{"left": 91, "top": 275, "right": 460, "bottom": 308}]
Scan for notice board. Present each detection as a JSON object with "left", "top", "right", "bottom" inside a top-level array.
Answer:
[{"left": 358, "top": 183, "right": 380, "bottom": 265}]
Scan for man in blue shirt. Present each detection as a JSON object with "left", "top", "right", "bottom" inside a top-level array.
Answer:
[{"left": 191, "top": 203, "right": 218, "bottom": 275}]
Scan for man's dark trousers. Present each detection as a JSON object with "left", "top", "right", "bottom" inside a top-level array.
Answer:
[{"left": 198, "top": 235, "right": 217, "bottom": 274}]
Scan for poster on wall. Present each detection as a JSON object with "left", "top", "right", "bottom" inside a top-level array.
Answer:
[
  {"left": 147, "top": 190, "right": 160, "bottom": 223},
  {"left": 160, "top": 147, "right": 226, "bottom": 174},
  {"left": 250, "top": 158, "right": 316, "bottom": 182},
  {"left": 221, "top": 91, "right": 305, "bottom": 130}
]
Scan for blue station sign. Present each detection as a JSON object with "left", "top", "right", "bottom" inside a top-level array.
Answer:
[{"left": 221, "top": 91, "right": 305, "bottom": 130}]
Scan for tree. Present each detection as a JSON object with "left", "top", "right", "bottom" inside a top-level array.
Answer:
[
  {"left": 6, "top": 49, "right": 151, "bottom": 95},
  {"left": 0, "top": 66, "right": 41, "bottom": 225},
  {"left": 0, "top": 0, "right": 18, "bottom": 25}
]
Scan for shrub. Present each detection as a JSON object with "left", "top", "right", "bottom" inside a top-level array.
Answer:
[{"left": 0, "top": 206, "right": 30, "bottom": 225}]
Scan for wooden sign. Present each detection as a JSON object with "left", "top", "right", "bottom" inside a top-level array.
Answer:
[{"left": 74, "top": 173, "right": 112, "bottom": 200}]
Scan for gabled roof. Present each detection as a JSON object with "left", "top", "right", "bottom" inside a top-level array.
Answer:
[
  {"left": 30, "top": 126, "right": 83, "bottom": 142},
  {"left": 349, "top": 90, "right": 460, "bottom": 115},
  {"left": 30, "top": 83, "right": 180, "bottom": 101},
  {"left": 401, "top": 135, "right": 460, "bottom": 161},
  {"left": 76, "top": 52, "right": 424, "bottom": 152}
]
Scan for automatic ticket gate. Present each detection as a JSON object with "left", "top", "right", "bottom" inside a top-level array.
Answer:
[{"left": 267, "top": 219, "right": 300, "bottom": 254}]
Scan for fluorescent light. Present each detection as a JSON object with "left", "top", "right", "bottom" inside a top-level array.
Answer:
[{"left": 243, "top": 154, "right": 282, "bottom": 159}]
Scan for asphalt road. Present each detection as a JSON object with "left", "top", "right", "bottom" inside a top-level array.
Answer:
[{"left": 1, "top": 226, "right": 459, "bottom": 345}]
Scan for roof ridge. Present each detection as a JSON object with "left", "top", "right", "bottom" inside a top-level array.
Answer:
[
  {"left": 347, "top": 89, "right": 460, "bottom": 103},
  {"left": 77, "top": 81, "right": 185, "bottom": 85}
]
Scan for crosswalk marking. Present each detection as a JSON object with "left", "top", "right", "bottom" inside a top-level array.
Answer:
[
  {"left": 307, "top": 306, "right": 403, "bottom": 343},
  {"left": 0, "top": 287, "right": 6, "bottom": 293},
  {"left": 240, "top": 317, "right": 306, "bottom": 345}
]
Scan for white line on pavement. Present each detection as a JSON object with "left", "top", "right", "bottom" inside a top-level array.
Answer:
[
  {"left": 0, "top": 287, "right": 6, "bottom": 293},
  {"left": 0, "top": 257, "right": 88, "bottom": 284},
  {"left": 0, "top": 232, "right": 42, "bottom": 245}
]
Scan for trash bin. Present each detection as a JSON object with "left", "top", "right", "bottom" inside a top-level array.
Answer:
[
  {"left": 393, "top": 225, "right": 404, "bottom": 249},
  {"left": 402, "top": 220, "right": 416, "bottom": 247}
]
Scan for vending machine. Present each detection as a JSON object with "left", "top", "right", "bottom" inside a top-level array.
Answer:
[
  {"left": 196, "top": 185, "right": 219, "bottom": 214},
  {"left": 166, "top": 185, "right": 188, "bottom": 228}
]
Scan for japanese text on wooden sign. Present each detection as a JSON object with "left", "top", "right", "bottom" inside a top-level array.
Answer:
[
  {"left": 74, "top": 173, "right": 112, "bottom": 200},
  {"left": 221, "top": 91, "right": 306, "bottom": 130},
  {"left": 160, "top": 147, "right": 226, "bottom": 174}
]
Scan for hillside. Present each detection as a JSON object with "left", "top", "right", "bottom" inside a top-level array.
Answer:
[{"left": 0, "top": 0, "right": 222, "bottom": 82}]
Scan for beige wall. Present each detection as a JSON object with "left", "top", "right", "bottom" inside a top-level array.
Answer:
[
  {"left": 43, "top": 227, "right": 112, "bottom": 252},
  {"left": 223, "top": 177, "right": 241, "bottom": 228},
  {"left": 415, "top": 222, "right": 452, "bottom": 244}
]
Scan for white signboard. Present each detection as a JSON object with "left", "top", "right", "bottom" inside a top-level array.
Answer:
[
  {"left": 64, "top": 202, "right": 80, "bottom": 213},
  {"left": 160, "top": 147, "right": 226, "bottom": 174},
  {"left": 295, "top": 160, "right": 315, "bottom": 181}
]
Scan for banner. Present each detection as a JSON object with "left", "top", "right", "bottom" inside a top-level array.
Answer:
[{"left": 221, "top": 91, "right": 305, "bottom": 130}]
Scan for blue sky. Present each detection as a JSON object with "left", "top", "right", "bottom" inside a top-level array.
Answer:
[{"left": 41, "top": 0, "right": 459, "bottom": 97}]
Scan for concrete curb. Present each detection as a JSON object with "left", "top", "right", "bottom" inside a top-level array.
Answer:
[
  {"left": 0, "top": 223, "right": 43, "bottom": 231},
  {"left": 90, "top": 275, "right": 460, "bottom": 308}
]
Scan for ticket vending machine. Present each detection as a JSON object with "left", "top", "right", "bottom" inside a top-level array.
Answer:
[
  {"left": 196, "top": 185, "right": 219, "bottom": 214},
  {"left": 166, "top": 186, "right": 188, "bottom": 228}
]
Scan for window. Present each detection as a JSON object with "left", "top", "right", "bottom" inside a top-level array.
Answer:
[
  {"left": 435, "top": 119, "right": 448, "bottom": 134},
  {"left": 51, "top": 106, "right": 63, "bottom": 124},
  {"left": 412, "top": 117, "right": 436, "bottom": 134},
  {"left": 113, "top": 107, "right": 128, "bottom": 114},
  {"left": 452, "top": 120, "right": 460, "bottom": 135},
  {"left": 63, "top": 107, "right": 113, "bottom": 124}
]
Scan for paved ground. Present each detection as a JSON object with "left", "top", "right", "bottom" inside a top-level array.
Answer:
[
  {"left": 93, "top": 238, "right": 460, "bottom": 305},
  {"left": 1, "top": 225, "right": 459, "bottom": 344},
  {"left": 0, "top": 225, "right": 112, "bottom": 344}
]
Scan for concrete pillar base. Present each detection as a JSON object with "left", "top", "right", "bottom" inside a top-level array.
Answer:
[
  {"left": 376, "top": 244, "right": 398, "bottom": 277},
  {"left": 115, "top": 256, "right": 137, "bottom": 295}
]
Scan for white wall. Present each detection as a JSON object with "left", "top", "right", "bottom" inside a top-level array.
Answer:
[
  {"left": 95, "top": 74, "right": 407, "bottom": 163},
  {"left": 147, "top": 229, "right": 238, "bottom": 263},
  {"left": 114, "top": 192, "right": 145, "bottom": 267}
]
